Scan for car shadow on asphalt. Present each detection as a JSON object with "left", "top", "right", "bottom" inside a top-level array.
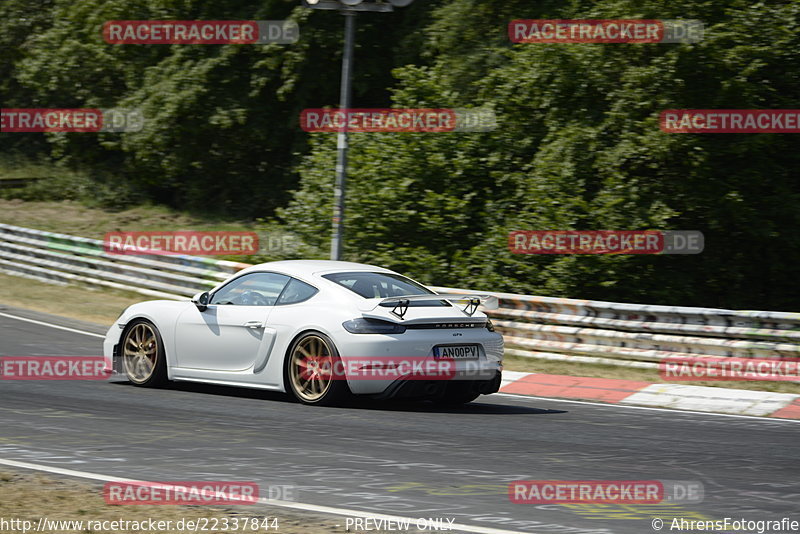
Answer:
[
  {"left": 112, "top": 381, "right": 567, "bottom": 415},
  {"left": 353, "top": 399, "right": 568, "bottom": 415},
  {"left": 113, "top": 380, "right": 291, "bottom": 402}
]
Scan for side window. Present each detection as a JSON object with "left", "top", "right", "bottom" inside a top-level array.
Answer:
[
  {"left": 323, "top": 272, "right": 434, "bottom": 299},
  {"left": 276, "top": 278, "right": 318, "bottom": 305},
  {"left": 210, "top": 272, "right": 290, "bottom": 306}
]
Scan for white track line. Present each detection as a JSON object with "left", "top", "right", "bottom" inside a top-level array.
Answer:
[
  {"left": 0, "top": 459, "right": 524, "bottom": 534},
  {"left": 496, "top": 392, "right": 800, "bottom": 423},
  {"left": 0, "top": 311, "right": 105, "bottom": 338}
]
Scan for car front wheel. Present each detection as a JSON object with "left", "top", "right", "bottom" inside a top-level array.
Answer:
[{"left": 121, "top": 320, "right": 168, "bottom": 387}]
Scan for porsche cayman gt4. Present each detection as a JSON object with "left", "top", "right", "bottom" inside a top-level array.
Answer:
[{"left": 104, "top": 260, "right": 504, "bottom": 405}]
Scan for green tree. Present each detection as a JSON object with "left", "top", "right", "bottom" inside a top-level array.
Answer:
[{"left": 282, "top": 0, "right": 800, "bottom": 309}]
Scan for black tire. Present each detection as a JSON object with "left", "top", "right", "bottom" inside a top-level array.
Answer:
[
  {"left": 284, "top": 331, "right": 351, "bottom": 406},
  {"left": 120, "top": 319, "right": 168, "bottom": 387}
]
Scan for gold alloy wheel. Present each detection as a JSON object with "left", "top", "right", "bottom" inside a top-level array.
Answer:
[
  {"left": 289, "top": 335, "right": 335, "bottom": 402},
  {"left": 122, "top": 323, "right": 159, "bottom": 384}
]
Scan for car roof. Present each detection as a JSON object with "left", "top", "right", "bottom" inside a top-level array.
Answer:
[{"left": 238, "top": 260, "right": 394, "bottom": 279}]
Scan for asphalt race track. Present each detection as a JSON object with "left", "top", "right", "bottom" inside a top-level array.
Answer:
[{"left": 1, "top": 305, "right": 799, "bottom": 534}]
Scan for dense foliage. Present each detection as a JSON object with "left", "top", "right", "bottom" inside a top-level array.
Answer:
[{"left": 2, "top": 0, "right": 799, "bottom": 309}]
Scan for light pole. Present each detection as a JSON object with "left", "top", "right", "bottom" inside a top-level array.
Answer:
[
  {"left": 332, "top": 11, "right": 355, "bottom": 262},
  {"left": 301, "top": 0, "right": 415, "bottom": 260}
]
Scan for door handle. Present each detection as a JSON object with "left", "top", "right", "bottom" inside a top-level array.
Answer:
[{"left": 244, "top": 321, "right": 264, "bottom": 329}]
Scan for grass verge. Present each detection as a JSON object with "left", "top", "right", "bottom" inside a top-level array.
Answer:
[
  {"left": 0, "top": 468, "right": 356, "bottom": 534},
  {"left": 0, "top": 199, "right": 246, "bottom": 239},
  {"left": 0, "top": 273, "right": 146, "bottom": 326},
  {"left": 0, "top": 199, "right": 322, "bottom": 261}
]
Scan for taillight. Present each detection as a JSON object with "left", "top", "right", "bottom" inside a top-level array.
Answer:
[{"left": 343, "top": 318, "right": 407, "bottom": 334}]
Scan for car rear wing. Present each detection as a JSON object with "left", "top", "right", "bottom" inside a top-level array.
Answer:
[{"left": 378, "top": 294, "right": 499, "bottom": 320}]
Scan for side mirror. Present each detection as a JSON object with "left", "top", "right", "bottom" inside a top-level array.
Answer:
[{"left": 192, "top": 291, "right": 210, "bottom": 312}]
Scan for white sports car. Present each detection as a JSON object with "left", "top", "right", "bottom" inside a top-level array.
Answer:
[{"left": 103, "top": 260, "right": 504, "bottom": 405}]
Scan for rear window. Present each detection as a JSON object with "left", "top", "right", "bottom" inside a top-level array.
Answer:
[{"left": 323, "top": 272, "right": 435, "bottom": 299}]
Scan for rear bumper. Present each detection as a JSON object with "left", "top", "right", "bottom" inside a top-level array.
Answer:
[
  {"left": 373, "top": 370, "right": 503, "bottom": 400},
  {"left": 344, "top": 357, "right": 502, "bottom": 395},
  {"left": 337, "top": 328, "right": 503, "bottom": 395}
]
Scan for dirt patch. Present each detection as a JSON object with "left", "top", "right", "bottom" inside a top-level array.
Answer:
[
  {"left": 0, "top": 200, "right": 238, "bottom": 240},
  {"left": 0, "top": 273, "right": 143, "bottom": 325},
  {"left": 0, "top": 468, "right": 386, "bottom": 534}
]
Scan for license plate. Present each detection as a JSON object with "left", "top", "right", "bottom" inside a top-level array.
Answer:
[{"left": 434, "top": 345, "right": 479, "bottom": 360}]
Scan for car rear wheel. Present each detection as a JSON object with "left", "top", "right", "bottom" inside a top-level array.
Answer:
[
  {"left": 121, "top": 320, "right": 167, "bottom": 387},
  {"left": 285, "top": 332, "right": 350, "bottom": 406}
]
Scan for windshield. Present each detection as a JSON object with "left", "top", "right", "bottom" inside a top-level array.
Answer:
[{"left": 323, "top": 272, "right": 435, "bottom": 299}]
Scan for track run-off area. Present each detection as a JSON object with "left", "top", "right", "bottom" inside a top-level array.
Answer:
[{"left": 1, "top": 306, "right": 798, "bottom": 534}]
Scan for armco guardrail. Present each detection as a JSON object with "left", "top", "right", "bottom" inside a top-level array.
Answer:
[
  {"left": 0, "top": 223, "right": 247, "bottom": 300},
  {"left": 431, "top": 288, "right": 800, "bottom": 370},
  {"left": 1, "top": 222, "right": 799, "bottom": 370}
]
